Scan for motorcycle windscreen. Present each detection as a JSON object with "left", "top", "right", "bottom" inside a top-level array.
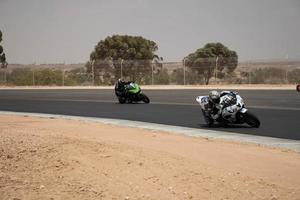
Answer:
[{"left": 128, "top": 83, "right": 141, "bottom": 94}]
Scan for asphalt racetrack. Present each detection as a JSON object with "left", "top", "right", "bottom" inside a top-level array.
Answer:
[{"left": 0, "top": 89, "right": 299, "bottom": 140}]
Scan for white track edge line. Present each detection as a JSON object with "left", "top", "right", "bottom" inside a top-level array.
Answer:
[{"left": 2, "top": 97, "right": 299, "bottom": 111}]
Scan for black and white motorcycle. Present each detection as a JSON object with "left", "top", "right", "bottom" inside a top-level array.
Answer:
[{"left": 196, "top": 91, "right": 260, "bottom": 128}]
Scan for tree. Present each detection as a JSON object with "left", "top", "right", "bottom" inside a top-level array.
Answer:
[
  {"left": 0, "top": 30, "right": 7, "bottom": 68},
  {"left": 184, "top": 43, "right": 238, "bottom": 85},
  {"left": 86, "top": 35, "right": 162, "bottom": 85}
]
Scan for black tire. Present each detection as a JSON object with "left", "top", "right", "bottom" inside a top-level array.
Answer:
[
  {"left": 140, "top": 93, "right": 150, "bottom": 104},
  {"left": 244, "top": 111, "right": 260, "bottom": 128},
  {"left": 118, "top": 97, "right": 126, "bottom": 104},
  {"left": 206, "top": 118, "right": 214, "bottom": 127}
]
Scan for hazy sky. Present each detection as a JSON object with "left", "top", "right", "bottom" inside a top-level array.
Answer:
[{"left": 0, "top": 0, "right": 299, "bottom": 64}]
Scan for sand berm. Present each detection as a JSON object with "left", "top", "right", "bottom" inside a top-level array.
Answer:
[{"left": 0, "top": 115, "right": 299, "bottom": 200}]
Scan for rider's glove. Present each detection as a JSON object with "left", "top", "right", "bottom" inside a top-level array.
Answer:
[{"left": 212, "top": 113, "right": 219, "bottom": 120}]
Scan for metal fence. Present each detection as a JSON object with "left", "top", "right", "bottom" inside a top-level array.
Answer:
[{"left": 0, "top": 59, "right": 299, "bottom": 86}]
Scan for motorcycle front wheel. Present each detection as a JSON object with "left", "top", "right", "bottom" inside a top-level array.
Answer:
[
  {"left": 118, "top": 97, "right": 126, "bottom": 104},
  {"left": 139, "top": 93, "right": 150, "bottom": 104},
  {"left": 201, "top": 109, "right": 214, "bottom": 127},
  {"left": 243, "top": 111, "right": 260, "bottom": 128}
]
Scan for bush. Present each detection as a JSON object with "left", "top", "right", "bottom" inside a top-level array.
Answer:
[
  {"left": 8, "top": 68, "right": 33, "bottom": 85},
  {"left": 287, "top": 69, "right": 300, "bottom": 84},
  {"left": 7, "top": 68, "right": 81, "bottom": 86},
  {"left": 154, "top": 68, "right": 170, "bottom": 84},
  {"left": 250, "top": 67, "right": 286, "bottom": 84},
  {"left": 66, "top": 68, "right": 90, "bottom": 85},
  {"left": 170, "top": 69, "right": 205, "bottom": 85},
  {"left": 34, "top": 69, "right": 63, "bottom": 85},
  {"left": 223, "top": 72, "right": 242, "bottom": 84},
  {"left": 170, "top": 69, "right": 184, "bottom": 84}
]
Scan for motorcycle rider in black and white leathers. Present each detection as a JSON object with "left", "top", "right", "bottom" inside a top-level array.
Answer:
[
  {"left": 208, "top": 90, "right": 237, "bottom": 121},
  {"left": 197, "top": 90, "right": 260, "bottom": 127}
]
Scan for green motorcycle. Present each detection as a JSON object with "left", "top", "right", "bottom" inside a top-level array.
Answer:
[{"left": 115, "top": 81, "right": 150, "bottom": 104}]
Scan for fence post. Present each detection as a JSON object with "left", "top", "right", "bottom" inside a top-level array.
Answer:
[
  {"left": 249, "top": 71, "right": 251, "bottom": 84},
  {"left": 215, "top": 56, "right": 219, "bottom": 82},
  {"left": 92, "top": 60, "right": 95, "bottom": 86},
  {"left": 62, "top": 70, "right": 65, "bottom": 86},
  {"left": 248, "top": 61, "right": 251, "bottom": 84},
  {"left": 286, "top": 54, "right": 289, "bottom": 84},
  {"left": 183, "top": 58, "right": 186, "bottom": 85},
  {"left": 4, "top": 68, "right": 7, "bottom": 85},
  {"left": 120, "top": 59, "right": 124, "bottom": 80},
  {"left": 32, "top": 70, "right": 35, "bottom": 86},
  {"left": 151, "top": 60, "right": 154, "bottom": 85}
]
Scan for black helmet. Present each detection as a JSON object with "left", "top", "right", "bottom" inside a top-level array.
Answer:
[
  {"left": 117, "top": 78, "right": 125, "bottom": 84},
  {"left": 209, "top": 90, "right": 220, "bottom": 104}
]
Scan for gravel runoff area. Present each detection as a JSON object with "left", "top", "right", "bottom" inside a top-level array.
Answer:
[
  {"left": 0, "top": 84, "right": 297, "bottom": 90},
  {"left": 0, "top": 114, "right": 300, "bottom": 200}
]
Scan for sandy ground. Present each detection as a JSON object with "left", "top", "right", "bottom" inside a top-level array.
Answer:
[
  {"left": 1, "top": 115, "right": 300, "bottom": 200},
  {"left": 0, "top": 84, "right": 297, "bottom": 90}
]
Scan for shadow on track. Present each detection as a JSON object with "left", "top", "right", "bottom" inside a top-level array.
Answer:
[
  {"left": 198, "top": 123, "right": 253, "bottom": 129},
  {"left": 115, "top": 102, "right": 150, "bottom": 105}
]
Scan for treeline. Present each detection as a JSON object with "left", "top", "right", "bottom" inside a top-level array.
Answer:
[
  {"left": 87, "top": 35, "right": 238, "bottom": 85},
  {"left": 1, "top": 66, "right": 298, "bottom": 86},
  {"left": 152, "top": 67, "right": 300, "bottom": 85},
  {"left": 240, "top": 67, "right": 300, "bottom": 84},
  {"left": 2, "top": 31, "right": 299, "bottom": 85},
  {"left": 0, "top": 68, "right": 90, "bottom": 86}
]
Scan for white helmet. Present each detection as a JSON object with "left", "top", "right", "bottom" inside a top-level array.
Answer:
[{"left": 209, "top": 90, "right": 220, "bottom": 104}]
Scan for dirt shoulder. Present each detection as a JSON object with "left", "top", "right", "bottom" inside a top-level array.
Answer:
[{"left": 1, "top": 115, "right": 300, "bottom": 200}]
